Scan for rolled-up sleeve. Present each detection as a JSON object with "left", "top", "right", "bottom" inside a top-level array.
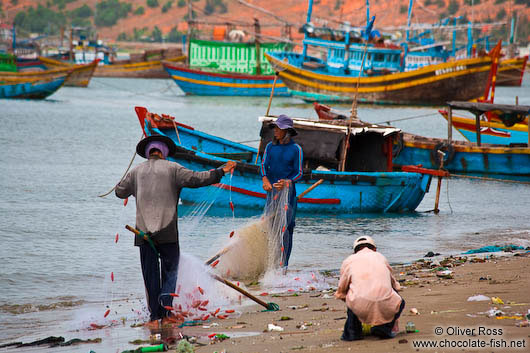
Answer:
[{"left": 115, "top": 170, "right": 135, "bottom": 199}]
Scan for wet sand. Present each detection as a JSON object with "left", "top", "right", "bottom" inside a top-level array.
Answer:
[{"left": 4, "top": 252, "right": 529, "bottom": 352}]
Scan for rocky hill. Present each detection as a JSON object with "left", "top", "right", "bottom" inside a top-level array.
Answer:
[{"left": 2, "top": 0, "right": 529, "bottom": 45}]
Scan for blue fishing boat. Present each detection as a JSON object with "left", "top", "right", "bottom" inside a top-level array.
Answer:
[
  {"left": 134, "top": 107, "right": 432, "bottom": 213},
  {"left": 163, "top": 62, "right": 290, "bottom": 97},
  {"left": 164, "top": 38, "right": 290, "bottom": 96},
  {"left": 0, "top": 74, "right": 68, "bottom": 99}
]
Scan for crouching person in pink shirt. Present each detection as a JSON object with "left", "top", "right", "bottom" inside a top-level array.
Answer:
[{"left": 335, "top": 236, "right": 405, "bottom": 341}]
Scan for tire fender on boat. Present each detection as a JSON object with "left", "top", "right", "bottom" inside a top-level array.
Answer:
[{"left": 431, "top": 142, "right": 455, "bottom": 167}]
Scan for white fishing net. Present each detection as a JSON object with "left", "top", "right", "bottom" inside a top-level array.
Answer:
[{"left": 212, "top": 186, "right": 291, "bottom": 282}]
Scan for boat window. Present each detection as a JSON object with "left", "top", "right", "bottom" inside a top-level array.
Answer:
[{"left": 374, "top": 53, "right": 384, "bottom": 61}]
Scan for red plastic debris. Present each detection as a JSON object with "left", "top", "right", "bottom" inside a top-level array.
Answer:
[
  {"left": 103, "top": 309, "right": 110, "bottom": 318},
  {"left": 208, "top": 333, "right": 218, "bottom": 339},
  {"left": 123, "top": 198, "right": 128, "bottom": 206},
  {"left": 115, "top": 233, "right": 119, "bottom": 243},
  {"left": 198, "top": 286, "right": 204, "bottom": 295},
  {"left": 229, "top": 201, "right": 234, "bottom": 212},
  {"left": 110, "top": 272, "right": 114, "bottom": 282},
  {"left": 211, "top": 259, "right": 219, "bottom": 268}
]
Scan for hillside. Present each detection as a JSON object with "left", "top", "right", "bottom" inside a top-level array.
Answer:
[{"left": 2, "top": 0, "right": 529, "bottom": 45}]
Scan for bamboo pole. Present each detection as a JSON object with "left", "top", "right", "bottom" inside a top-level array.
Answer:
[
  {"left": 297, "top": 179, "right": 325, "bottom": 199},
  {"left": 447, "top": 106, "right": 453, "bottom": 143},
  {"left": 124, "top": 225, "right": 274, "bottom": 310}
]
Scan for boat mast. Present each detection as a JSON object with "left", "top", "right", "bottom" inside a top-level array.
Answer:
[
  {"left": 302, "top": 0, "right": 314, "bottom": 60},
  {"left": 406, "top": 0, "right": 413, "bottom": 42}
]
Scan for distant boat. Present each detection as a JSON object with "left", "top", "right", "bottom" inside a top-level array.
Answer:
[
  {"left": 37, "top": 57, "right": 100, "bottom": 87},
  {"left": 94, "top": 48, "right": 186, "bottom": 78},
  {"left": 133, "top": 106, "right": 432, "bottom": 213},
  {"left": 12, "top": 54, "right": 98, "bottom": 87},
  {"left": 0, "top": 73, "right": 69, "bottom": 99},
  {"left": 497, "top": 56, "right": 528, "bottom": 87},
  {"left": 438, "top": 109, "right": 529, "bottom": 145},
  {"left": 164, "top": 38, "right": 290, "bottom": 96}
]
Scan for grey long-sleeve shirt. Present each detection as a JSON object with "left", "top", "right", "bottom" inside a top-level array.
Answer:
[{"left": 115, "top": 157, "right": 224, "bottom": 246}]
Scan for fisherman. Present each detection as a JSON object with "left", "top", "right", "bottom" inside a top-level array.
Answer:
[
  {"left": 335, "top": 236, "right": 405, "bottom": 340},
  {"left": 260, "top": 114, "right": 303, "bottom": 271},
  {"left": 115, "top": 134, "right": 236, "bottom": 328}
]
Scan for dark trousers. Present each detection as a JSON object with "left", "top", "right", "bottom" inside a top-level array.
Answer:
[
  {"left": 265, "top": 182, "right": 297, "bottom": 267},
  {"left": 342, "top": 298, "right": 405, "bottom": 340},
  {"left": 139, "top": 242, "right": 180, "bottom": 321}
]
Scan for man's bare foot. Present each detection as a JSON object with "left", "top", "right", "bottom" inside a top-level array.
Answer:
[
  {"left": 161, "top": 315, "right": 180, "bottom": 326},
  {"left": 144, "top": 319, "right": 160, "bottom": 329}
]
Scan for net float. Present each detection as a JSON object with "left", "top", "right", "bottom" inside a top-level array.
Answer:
[
  {"left": 123, "top": 198, "right": 128, "bottom": 206},
  {"left": 225, "top": 309, "right": 235, "bottom": 313},
  {"left": 202, "top": 314, "right": 210, "bottom": 321},
  {"left": 197, "top": 286, "right": 205, "bottom": 295},
  {"left": 229, "top": 201, "right": 234, "bottom": 212},
  {"left": 115, "top": 233, "right": 119, "bottom": 243},
  {"left": 111, "top": 272, "right": 114, "bottom": 282},
  {"left": 103, "top": 309, "right": 110, "bottom": 318},
  {"left": 229, "top": 231, "right": 234, "bottom": 238},
  {"left": 198, "top": 307, "right": 207, "bottom": 311},
  {"left": 211, "top": 259, "right": 219, "bottom": 268},
  {"left": 169, "top": 293, "right": 179, "bottom": 297},
  {"left": 201, "top": 300, "right": 209, "bottom": 306}
]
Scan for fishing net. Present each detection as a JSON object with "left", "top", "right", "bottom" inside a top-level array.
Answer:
[{"left": 213, "top": 185, "right": 293, "bottom": 282}]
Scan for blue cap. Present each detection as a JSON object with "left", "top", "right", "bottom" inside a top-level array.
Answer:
[{"left": 271, "top": 114, "right": 297, "bottom": 136}]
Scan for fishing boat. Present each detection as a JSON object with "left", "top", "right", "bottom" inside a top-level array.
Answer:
[
  {"left": 164, "top": 38, "right": 290, "bottom": 96},
  {"left": 313, "top": 101, "right": 530, "bottom": 176},
  {"left": 265, "top": 0, "right": 500, "bottom": 105},
  {"left": 438, "top": 109, "right": 529, "bottom": 145},
  {"left": 94, "top": 49, "right": 186, "bottom": 78},
  {"left": 0, "top": 74, "right": 69, "bottom": 99},
  {"left": 133, "top": 106, "right": 432, "bottom": 213},
  {"left": 16, "top": 56, "right": 100, "bottom": 87}
]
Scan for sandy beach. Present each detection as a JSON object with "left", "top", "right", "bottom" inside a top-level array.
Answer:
[{"left": 120, "top": 251, "right": 530, "bottom": 353}]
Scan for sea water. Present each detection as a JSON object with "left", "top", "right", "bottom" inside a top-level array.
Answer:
[{"left": 1, "top": 77, "right": 529, "bottom": 349}]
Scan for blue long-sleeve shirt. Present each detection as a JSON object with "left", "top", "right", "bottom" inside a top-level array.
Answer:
[{"left": 260, "top": 140, "right": 303, "bottom": 184}]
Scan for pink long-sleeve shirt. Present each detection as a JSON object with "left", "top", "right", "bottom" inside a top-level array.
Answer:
[{"left": 335, "top": 248, "right": 402, "bottom": 326}]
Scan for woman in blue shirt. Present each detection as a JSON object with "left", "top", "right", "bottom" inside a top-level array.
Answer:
[{"left": 260, "top": 115, "right": 303, "bottom": 271}]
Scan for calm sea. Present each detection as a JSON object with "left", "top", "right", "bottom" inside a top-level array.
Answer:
[{"left": 1, "top": 77, "right": 529, "bottom": 349}]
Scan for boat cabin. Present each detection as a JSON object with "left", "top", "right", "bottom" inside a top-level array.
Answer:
[
  {"left": 300, "top": 25, "right": 402, "bottom": 76},
  {"left": 258, "top": 116, "right": 400, "bottom": 172}
]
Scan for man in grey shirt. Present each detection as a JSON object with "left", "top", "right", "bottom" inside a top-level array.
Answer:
[{"left": 115, "top": 134, "right": 236, "bottom": 328}]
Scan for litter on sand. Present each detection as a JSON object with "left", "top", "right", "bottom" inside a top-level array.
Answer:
[{"left": 467, "top": 295, "right": 490, "bottom": 302}]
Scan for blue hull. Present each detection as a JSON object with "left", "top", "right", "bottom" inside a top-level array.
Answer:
[
  {"left": 0, "top": 76, "right": 66, "bottom": 99},
  {"left": 163, "top": 63, "right": 290, "bottom": 97},
  {"left": 394, "top": 141, "right": 530, "bottom": 176},
  {"left": 136, "top": 108, "right": 431, "bottom": 213}
]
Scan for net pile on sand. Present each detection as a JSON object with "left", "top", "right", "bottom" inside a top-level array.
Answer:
[{"left": 213, "top": 187, "right": 291, "bottom": 282}]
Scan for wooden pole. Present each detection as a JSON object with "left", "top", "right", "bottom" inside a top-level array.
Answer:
[
  {"left": 475, "top": 112, "right": 481, "bottom": 146},
  {"left": 433, "top": 151, "right": 445, "bottom": 214},
  {"left": 297, "top": 179, "right": 324, "bottom": 199},
  {"left": 265, "top": 74, "right": 278, "bottom": 116},
  {"left": 254, "top": 18, "right": 261, "bottom": 75},
  {"left": 447, "top": 106, "right": 453, "bottom": 143},
  {"left": 69, "top": 27, "right": 73, "bottom": 63}
]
